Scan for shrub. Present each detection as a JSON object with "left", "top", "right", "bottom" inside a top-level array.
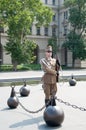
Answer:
[{"left": 0, "top": 64, "right": 41, "bottom": 71}]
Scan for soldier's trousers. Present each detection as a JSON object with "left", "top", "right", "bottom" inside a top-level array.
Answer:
[
  {"left": 43, "top": 83, "right": 57, "bottom": 107},
  {"left": 43, "top": 83, "right": 57, "bottom": 99}
]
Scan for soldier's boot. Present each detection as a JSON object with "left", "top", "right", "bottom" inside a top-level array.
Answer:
[
  {"left": 45, "top": 99, "right": 51, "bottom": 107},
  {"left": 51, "top": 98, "right": 56, "bottom": 106}
]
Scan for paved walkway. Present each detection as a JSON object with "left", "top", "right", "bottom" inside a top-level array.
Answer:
[
  {"left": 0, "top": 81, "right": 86, "bottom": 130},
  {"left": 0, "top": 69, "right": 86, "bottom": 82},
  {"left": 0, "top": 69, "right": 86, "bottom": 130}
]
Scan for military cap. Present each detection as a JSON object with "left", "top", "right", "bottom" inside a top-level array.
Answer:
[{"left": 45, "top": 45, "right": 52, "bottom": 52}]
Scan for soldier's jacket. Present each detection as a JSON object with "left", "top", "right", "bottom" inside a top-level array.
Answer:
[{"left": 40, "top": 58, "right": 57, "bottom": 84}]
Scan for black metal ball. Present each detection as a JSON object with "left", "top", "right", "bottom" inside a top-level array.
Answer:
[
  {"left": 43, "top": 106, "right": 64, "bottom": 127},
  {"left": 69, "top": 78, "right": 76, "bottom": 86},
  {"left": 7, "top": 97, "right": 19, "bottom": 109},
  {"left": 20, "top": 87, "right": 30, "bottom": 97}
]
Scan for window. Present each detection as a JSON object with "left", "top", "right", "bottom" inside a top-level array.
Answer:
[
  {"left": 0, "top": 27, "right": 4, "bottom": 33},
  {"left": 45, "top": 0, "right": 48, "bottom": 4},
  {"left": 29, "top": 27, "right": 32, "bottom": 35},
  {"left": 44, "top": 27, "right": 48, "bottom": 36},
  {"left": 64, "top": 11, "right": 68, "bottom": 19},
  {"left": 52, "top": 14, "right": 56, "bottom": 21},
  {"left": 52, "top": 27, "right": 56, "bottom": 36},
  {"left": 63, "top": 26, "right": 67, "bottom": 36},
  {"left": 52, "top": 0, "right": 55, "bottom": 5},
  {"left": 36, "top": 27, "right": 40, "bottom": 35}
]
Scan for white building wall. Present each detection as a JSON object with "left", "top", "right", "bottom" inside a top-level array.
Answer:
[
  {"left": 81, "top": 60, "right": 86, "bottom": 68},
  {"left": 32, "top": 24, "right": 36, "bottom": 35},
  {"left": 48, "top": 26, "right": 52, "bottom": 36},
  {"left": 3, "top": 50, "right": 11, "bottom": 64},
  {"left": 67, "top": 51, "right": 72, "bottom": 67},
  {"left": 1, "top": 34, "right": 11, "bottom": 64}
]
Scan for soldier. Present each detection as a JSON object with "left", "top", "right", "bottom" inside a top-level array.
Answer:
[{"left": 40, "top": 45, "right": 59, "bottom": 107}]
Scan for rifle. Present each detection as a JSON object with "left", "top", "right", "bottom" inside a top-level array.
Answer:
[{"left": 55, "top": 59, "right": 60, "bottom": 82}]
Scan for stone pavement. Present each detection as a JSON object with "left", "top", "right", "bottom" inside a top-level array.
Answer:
[
  {"left": 0, "top": 81, "right": 86, "bottom": 130},
  {"left": 0, "top": 69, "right": 86, "bottom": 130}
]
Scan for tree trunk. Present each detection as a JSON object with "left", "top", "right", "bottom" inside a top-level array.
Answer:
[
  {"left": 65, "top": 47, "right": 67, "bottom": 67},
  {"left": 72, "top": 53, "right": 75, "bottom": 68},
  {"left": 12, "top": 59, "right": 18, "bottom": 71}
]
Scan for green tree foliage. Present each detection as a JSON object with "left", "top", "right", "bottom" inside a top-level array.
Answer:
[
  {"left": 0, "top": 0, "right": 53, "bottom": 70},
  {"left": 48, "top": 37, "right": 58, "bottom": 57},
  {"left": 64, "top": 0, "right": 86, "bottom": 37},
  {"left": 64, "top": 0, "right": 86, "bottom": 67},
  {"left": 64, "top": 31, "right": 86, "bottom": 67},
  {"left": 4, "top": 36, "right": 37, "bottom": 69}
]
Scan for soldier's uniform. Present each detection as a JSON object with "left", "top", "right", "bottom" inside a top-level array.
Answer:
[{"left": 40, "top": 46, "right": 58, "bottom": 107}]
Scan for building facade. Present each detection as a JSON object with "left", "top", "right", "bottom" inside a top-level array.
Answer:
[{"left": 0, "top": 0, "right": 86, "bottom": 67}]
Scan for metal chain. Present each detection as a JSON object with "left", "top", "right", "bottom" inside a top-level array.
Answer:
[
  {"left": 56, "top": 68, "right": 86, "bottom": 112},
  {"left": 13, "top": 79, "right": 86, "bottom": 113},
  {"left": 56, "top": 97, "right": 86, "bottom": 111},
  {"left": 16, "top": 95, "right": 46, "bottom": 113},
  {"left": 16, "top": 94, "right": 86, "bottom": 113}
]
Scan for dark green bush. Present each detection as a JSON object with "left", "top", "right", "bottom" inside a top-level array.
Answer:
[
  {"left": 0, "top": 64, "right": 41, "bottom": 71},
  {"left": 0, "top": 65, "right": 13, "bottom": 71}
]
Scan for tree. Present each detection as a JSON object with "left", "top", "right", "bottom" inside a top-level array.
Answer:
[
  {"left": 64, "top": 0, "right": 86, "bottom": 67},
  {"left": 0, "top": 0, "right": 53, "bottom": 70},
  {"left": 4, "top": 36, "right": 37, "bottom": 70},
  {"left": 63, "top": 31, "right": 86, "bottom": 67},
  {"left": 48, "top": 36, "right": 58, "bottom": 57}
]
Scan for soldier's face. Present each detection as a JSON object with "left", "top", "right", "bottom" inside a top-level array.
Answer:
[{"left": 45, "top": 51, "right": 52, "bottom": 58}]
